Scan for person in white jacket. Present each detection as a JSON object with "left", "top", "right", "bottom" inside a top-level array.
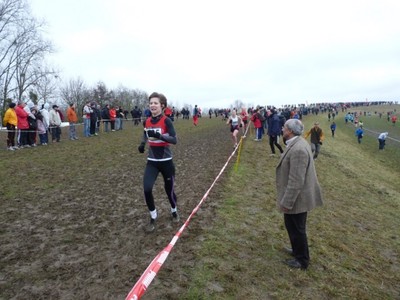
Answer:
[
  {"left": 378, "top": 132, "right": 389, "bottom": 150},
  {"left": 40, "top": 103, "right": 50, "bottom": 145},
  {"left": 49, "top": 105, "right": 62, "bottom": 142}
]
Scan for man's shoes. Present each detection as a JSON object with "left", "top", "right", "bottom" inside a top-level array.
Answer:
[
  {"left": 171, "top": 211, "right": 180, "bottom": 223},
  {"left": 284, "top": 259, "right": 307, "bottom": 270},
  {"left": 145, "top": 218, "right": 156, "bottom": 233},
  {"left": 283, "top": 246, "right": 294, "bottom": 256}
]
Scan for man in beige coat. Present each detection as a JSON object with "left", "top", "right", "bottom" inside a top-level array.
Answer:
[{"left": 276, "top": 119, "right": 323, "bottom": 269}]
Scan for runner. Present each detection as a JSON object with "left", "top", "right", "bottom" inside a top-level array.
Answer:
[
  {"left": 193, "top": 105, "right": 199, "bottom": 126},
  {"left": 227, "top": 109, "right": 243, "bottom": 149},
  {"left": 240, "top": 107, "right": 249, "bottom": 136},
  {"left": 138, "top": 92, "right": 179, "bottom": 232}
]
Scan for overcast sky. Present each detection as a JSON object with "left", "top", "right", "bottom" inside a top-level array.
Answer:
[{"left": 30, "top": 0, "right": 400, "bottom": 108}]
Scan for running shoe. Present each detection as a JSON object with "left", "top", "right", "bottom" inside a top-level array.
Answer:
[
  {"left": 171, "top": 212, "right": 180, "bottom": 223},
  {"left": 145, "top": 218, "right": 156, "bottom": 232}
]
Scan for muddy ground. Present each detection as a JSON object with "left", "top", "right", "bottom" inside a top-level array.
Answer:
[{"left": 0, "top": 117, "right": 235, "bottom": 299}]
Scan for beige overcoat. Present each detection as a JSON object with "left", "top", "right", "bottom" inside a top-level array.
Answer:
[{"left": 276, "top": 136, "right": 323, "bottom": 214}]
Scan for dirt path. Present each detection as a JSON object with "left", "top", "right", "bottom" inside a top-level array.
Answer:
[{"left": 0, "top": 118, "right": 235, "bottom": 299}]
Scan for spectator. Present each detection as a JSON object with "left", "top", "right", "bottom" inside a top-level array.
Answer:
[
  {"left": 267, "top": 109, "right": 284, "bottom": 156},
  {"left": 101, "top": 104, "right": 111, "bottom": 132},
  {"left": 82, "top": 101, "right": 91, "bottom": 137},
  {"left": 250, "top": 107, "right": 264, "bottom": 141},
  {"left": 378, "top": 132, "right": 388, "bottom": 150},
  {"left": 276, "top": 118, "right": 323, "bottom": 270},
  {"left": 49, "top": 105, "right": 62, "bottom": 142},
  {"left": 116, "top": 106, "right": 124, "bottom": 130},
  {"left": 304, "top": 122, "right": 325, "bottom": 160},
  {"left": 355, "top": 127, "right": 364, "bottom": 144},
  {"left": 15, "top": 100, "right": 30, "bottom": 148},
  {"left": 330, "top": 122, "right": 336, "bottom": 138},
  {"left": 96, "top": 104, "right": 102, "bottom": 134},
  {"left": 131, "top": 106, "right": 142, "bottom": 126},
  {"left": 2, "top": 102, "right": 18, "bottom": 150},
  {"left": 40, "top": 103, "right": 50, "bottom": 145},
  {"left": 27, "top": 107, "right": 38, "bottom": 147},
  {"left": 89, "top": 102, "right": 98, "bottom": 136},
  {"left": 67, "top": 103, "right": 79, "bottom": 140},
  {"left": 109, "top": 106, "right": 116, "bottom": 131},
  {"left": 36, "top": 108, "right": 47, "bottom": 146}
]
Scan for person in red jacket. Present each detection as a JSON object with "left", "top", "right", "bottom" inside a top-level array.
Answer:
[
  {"left": 138, "top": 92, "right": 179, "bottom": 232},
  {"left": 15, "top": 100, "right": 30, "bottom": 148},
  {"left": 250, "top": 107, "right": 264, "bottom": 141},
  {"left": 240, "top": 107, "right": 249, "bottom": 136},
  {"left": 164, "top": 106, "right": 173, "bottom": 121},
  {"left": 193, "top": 105, "right": 199, "bottom": 126},
  {"left": 391, "top": 114, "right": 397, "bottom": 126}
]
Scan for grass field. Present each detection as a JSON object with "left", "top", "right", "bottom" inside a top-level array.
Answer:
[
  {"left": 0, "top": 104, "right": 399, "bottom": 299},
  {"left": 180, "top": 105, "right": 400, "bottom": 300}
]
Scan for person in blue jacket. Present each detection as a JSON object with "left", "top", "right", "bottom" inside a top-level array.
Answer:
[
  {"left": 355, "top": 127, "right": 364, "bottom": 144},
  {"left": 267, "top": 108, "right": 284, "bottom": 156},
  {"left": 330, "top": 122, "right": 336, "bottom": 137}
]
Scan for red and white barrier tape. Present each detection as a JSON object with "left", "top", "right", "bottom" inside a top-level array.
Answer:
[{"left": 125, "top": 133, "right": 245, "bottom": 300}]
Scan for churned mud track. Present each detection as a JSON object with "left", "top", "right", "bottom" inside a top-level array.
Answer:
[{"left": 0, "top": 118, "right": 235, "bottom": 299}]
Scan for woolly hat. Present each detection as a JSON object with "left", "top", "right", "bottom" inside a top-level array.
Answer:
[{"left": 26, "top": 100, "right": 35, "bottom": 109}]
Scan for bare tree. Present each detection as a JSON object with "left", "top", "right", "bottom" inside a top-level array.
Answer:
[
  {"left": 33, "top": 67, "right": 60, "bottom": 105},
  {"left": 59, "top": 77, "right": 87, "bottom": 111},
  {"left": 114, "top": 84, "right": 133, "bottom": 110},
  {"left": 0, "top": 0, "right": 54, "bottom": 112},
  {"left": 13, "top": 18, "right": 54, "bottom": 102},
  {"left": 0, "top": 0, "right": 28, "bottom": 110},
  {"left": 131, "top": 88, "right": 148, "bottom": 110},
  {"left": 233, "top": 99, "right": 244, "bottom": 111}
]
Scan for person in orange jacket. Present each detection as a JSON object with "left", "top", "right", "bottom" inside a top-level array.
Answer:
[
  {"left": 67, "top": 103, "right": 78, "bottom": 140},
  {"left": 109, "top": 106, "right": 116, "bottom": 131}
]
